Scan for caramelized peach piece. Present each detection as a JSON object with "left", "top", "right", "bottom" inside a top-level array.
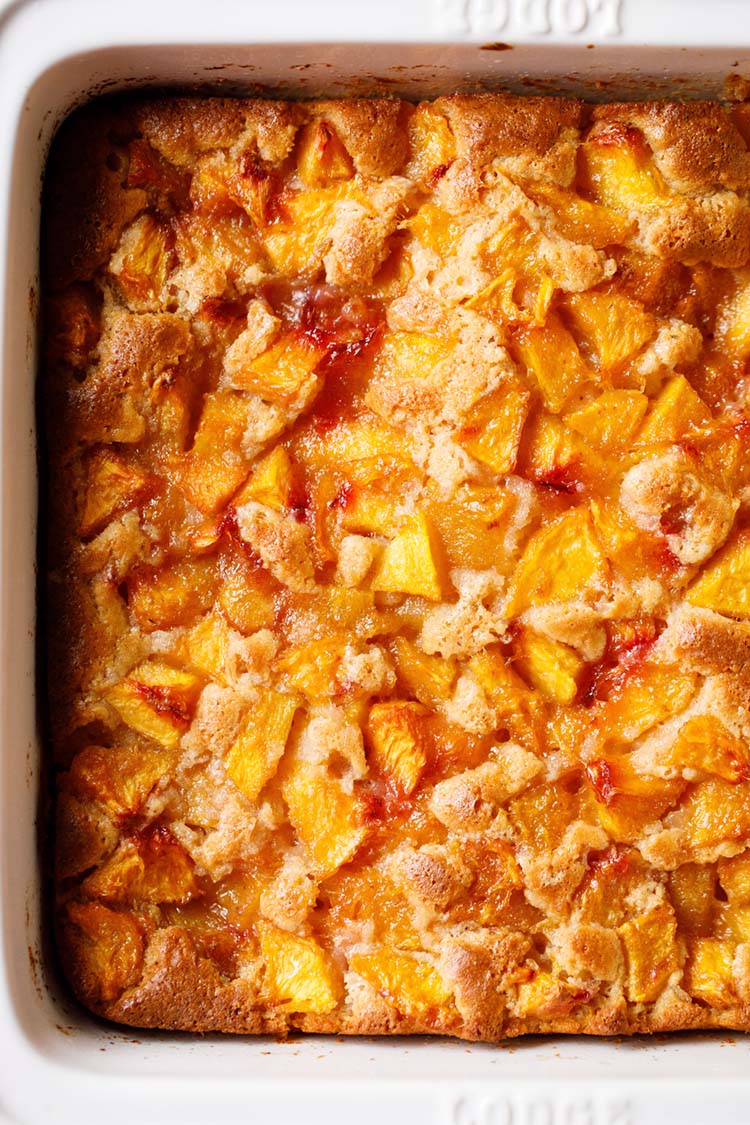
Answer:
[
  {"left": 371, "top": 512, "right": 450, "bottom": 602},
  {"left": 522, "top": 180, "right": 635, "bottom": 248},
  {"left": 313, "top": 413, "right": 414, "bottom": 468},
  {"left": 564, "top": 290, "right": 656, "bottom": 373},
  {"left": 230, "top": 332, "right": 325, "bottom": 406},
  {"left": 513, "top": 629, "right": 584, "bottom": 705},
  {"left": 565, "top": 390, "right": 648, "bottom": 455},
  {"left": 618, "top": 906, "right": 680, "bottom": 1002},
  {"left": 515, "top": 972, "right": 589, "bottom": 1019},
  {"left": 405, "top": 202, "right": 462, "bottom": 258},
  {"left": 110, "top": 213, "right": 172, "bottom": 307},
  {"left": 718, "top": 853, "right": 750, "bottom": 903},
  {"left": 581, "top": 125, "right": 668, "bottom": 211},
  {"left": 129, "top": 556, "right": 218, "bottom": 632},
  {"left": 427, "top": 484, "right": 517, "bottom": 573},
  {"left": 178, "top": 391, "right": 254, "bottom": 513},
  {"left": 225, "top": 691, "right": 298, "bottom": 803},
  {"left": 64, "top": 901, "right": 143, "bottom": 1003},
  {"left": 680, "top": 778, "right": 750, "bottom": 851},
  {"left": 106, "top": 661, "right": 202, "bottom": 749},
  {"left": 600, "top": 664, "right": 697, "bottom": 743},
  {"left": 669, "top": 863, "right": 716, "bottom": 935},
  {"left": 687, "top": 531, "right": 750, "bottom": 617},
  {"left": 277, "top": 639, "right": 343, "bottom": 700},
  {"left": 469, "top": 647, "right": 539, "bottom": 719},
  {"left": 517, "top": 412, "right": 602, "bottom": 491},
  {"left": 371, "top": 330, "right": 450, "bottom": 400},
  {"left": 664, "top": 716, "right": 750, "bottom": 783},
  {"left": 637, "top": 375, "right": 711, "bottom": 444},
  {"left": 218, "top": 564, "right": 276, "bottom": 635},
  {"left": 258, "top": 920, "right": 341, "bottom": 1014},
  {"left": 405, "top": 103, "right": 456, "bottom": 183},
  {"left": 467, "top": 266, "right": 553, "bottom": 329},
  {"left": 68, "top": 744, "right": 172, "bottom": 819},
  {"left": 506, "top": 507, "right": 610, "bottom": 616},
  {"left": 233, "top": 446, "right": 297, "bottom": 511},
  {"left": 685, "top": 938, "right": 736, "bottom": 1008},
  {"left": 716, "top": 270, "right": 750, "bottom": 360},
  {"left": 280, "top": 730, "right": 370, "bottom": 877},
  {"left": 79, "top": 451, "right": 148, "bottom": 537},
  {"left": 83, "top": 829, "right": 196, "bottom": 904},
  {"left": 514, "top": 312, "right": 589, "bottom": 413},
  {"left": 263, "top": 184, "right": 350, "bottom": 274},
  {"left": 456, "top": 383, "right": 530, "bottom": 475},
  {"left": 508, "top": 780, "right": 581, "bottom": 853},
  {"left": 184, "top": 613, "right": 232, "bottom": 684},
  {"left": 586, "top": 757, "right": 686, "bottom": 843},
  {"left": 349, "top": 949, "right": 453, "bottom": 1022},
  {"left": 391, "top": 636, "right": 457, "bottom": 709},
  {"left": 297, "top": 120, "right": 354, "bottom": 186},
  {"left": 366, "top": 701, "right": 429, "bottom": 796},
  {"left": 339, "top": 483, "right": 404, "bottom": 537}
]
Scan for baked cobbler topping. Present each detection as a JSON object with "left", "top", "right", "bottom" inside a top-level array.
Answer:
[{"left": 44, "top": 94, "right": 750, "bottom": 1036}]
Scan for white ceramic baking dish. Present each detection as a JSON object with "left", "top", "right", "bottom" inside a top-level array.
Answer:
[{"left": 4, "top": 0, "right": 750, "bottom": 1121}]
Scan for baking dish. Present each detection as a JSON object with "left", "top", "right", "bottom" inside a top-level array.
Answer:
[{"left": 6, "top": 0, "right": 750, "bottom": 1120}]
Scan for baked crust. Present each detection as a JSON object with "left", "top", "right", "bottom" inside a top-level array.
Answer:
[{"left": 43, "top": 93, "right": 750, "bottom": 1040}]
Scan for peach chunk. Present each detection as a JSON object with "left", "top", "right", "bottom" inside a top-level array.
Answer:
[
  {"left": 297, "top": 120, "right": 354, "bottom": 186},
  {"left": 233, "top": 446, "right": 297, "bottom": 512},
  {"left": 506, "top": 506, "right": 610, "bottom": 616},
  {"left": 366, "top": 701, "right": 429, "bottom": 796},
  {"left": 687, "top": 531, "right": 750, "bottom": 618},
  {"left": 405, "top": 103, "right": 456, "bottom": 183},
  {"left": 225, "top": 692, "right": 298, "bottom": 804},
  {"left": 514, "top": 312, "right": 590, "bottom": 413},
  {"left": 564, "top": 290, "right": 656, "bottom": 373},
  {"left": 128, "top": 556, "right": 218, "bottom": 631},
  {"left": 178, "top": 391, "right": 254, "bottom": 513},
  {"left": 664, "top": 716, "right": 750, "bottom": 783},
  {"left": 64, "top": 901, "right": 144, "bottom": 1003},
  {"left": 83, "top": 828, "right": 196, "bottom": 905},
  {"left": 513, "top": 629, "right": 584, "bottom": 705},
  {"left": 258, "top": 920, "right": 341, "bottom": 1014},
  {"left": 618, "top": 906, "right": 680, "bottom": 1003},
  {"left": 685, "top": 938, "right": 736, "bottom": 1008},
  {"left": 229, "top": 332, "right": 325, "bottom": 406},
  {"left": 106, "top": 661, "right": 202, "bottom": 749},
  {"left": 349, "top": 949, "right": 453, "bottom": 1022},
  {"left": 280, "top": 732, "right": 370, "bottom": 877},
  {"left": 79, "top": 450, "right": 148, "bottom": 537},
  {"left": 68, "top": 744, "right": 173, "bottom": 819},
  {"left": 391, "top": 637, "right": 457, "bottom": 710},
  {"left": 456, "top": 383, "right": 530, "bottom": 475},
  {"left": 371, "top": 512, "right": 450, "bottom": 602}
]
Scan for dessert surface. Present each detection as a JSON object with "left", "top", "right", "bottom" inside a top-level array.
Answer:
[{"left": 42, "top": 92, "right": 750, "bottom": 1037}]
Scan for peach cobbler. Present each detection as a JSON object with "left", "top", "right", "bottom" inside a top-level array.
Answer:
[{"left": 42, "top": 93, "right": 750, "bottom": 1037}]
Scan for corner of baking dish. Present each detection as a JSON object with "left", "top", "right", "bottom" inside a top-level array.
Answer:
[{"left": 5, "top": 0, "right": 750, "bottom": 1122}]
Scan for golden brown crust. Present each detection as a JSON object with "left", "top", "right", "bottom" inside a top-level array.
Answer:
[
  {"left": 658, "top": 606, "right": 750, "bottom": 679},
  {"left": 104, "top": 929, "right": 268, "bottom": 1033},
  {"left": 436, "top": 93, "right": 584, "bottom": 184},
  {"left": 593, "top": 100, "right": 750, "bottom": 194},
  {"left": 133, "top": 97, "right": 249, "bottom": 165},
  {"left": 589, "top": 102, "right": 750, "bottom": 267},
  {"left": 43, "top": 92, "right": 750, "bottom": 1041},
  {"left": 311, "top": 99, "right": 409, "bottom": 178},
  {"left": 62, "top": 309, "right": 192, "bottom": 449}
]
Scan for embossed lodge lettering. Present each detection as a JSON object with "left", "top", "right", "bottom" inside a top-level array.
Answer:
[
  {"left": 450, "top": 1096, "right": 634, "bottom": 1125},
  {"left": 437, "top": 0, "right": 623, "bottom": 35}
]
